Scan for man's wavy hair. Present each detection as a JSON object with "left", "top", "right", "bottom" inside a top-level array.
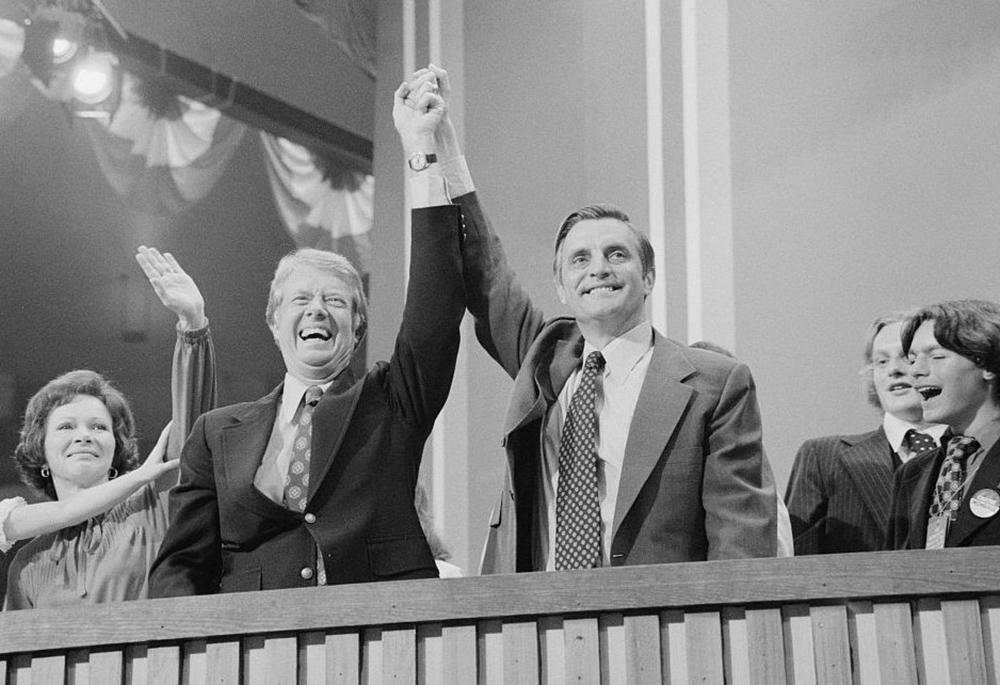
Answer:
[
  {"left": 13, "top": 370, "right": 138, "bottom": 501},
  {"left": 901, "top": 299, "right": 1000, "bottom": 401},
  {"left": 552, "top": 204, "right": 655, "bottom": 283}
]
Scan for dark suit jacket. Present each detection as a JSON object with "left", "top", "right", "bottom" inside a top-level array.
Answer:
[
  {"left": 454, "top": 192, "right": 777, "bottom": 574},
  {"left": 148, "top": 204, "right": 467, "bottom": 596},
  {"left": 888, "top": 439, "right": 1000, "bottom": 549},
  {"left": 785, "top": 429, "right": 896, "bottom": 554}
]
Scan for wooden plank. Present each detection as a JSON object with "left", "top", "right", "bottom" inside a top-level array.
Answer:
[
  {"left": 914, "top": 598, "right": 948, "bottom": 685},
  {"left": 417, "top": 623, "right": 443, "bottom": 685},
  {"left": 502, "top": 619, "right": 539, "bottom": 685},
  {"left": 10, "top": 654, "right": 32, "bottom": 685},
  {"left": 942, "top": 599, "right": 988, "bottom": 684},
  {"left": 598, "top": 613, "right": 624, "bottom": 685},
  {"left": 30, "top": 654, "right": 66, "bottom": 684},
  {"left": 873, "top": 602, "right": 918, "bottom": 684},
  {"left": 722, "top": 606, "right": 749, "bottom": 685},
  {"left": 66, "top": 649, "right": 89, "bottom": 685},
  {"left": 978, "top": 595, "right": 1000, "bottom": 684},
  {"left": 6, "top": 549, "right": 1000, "bottom": 653},
  {"left": 180, "top": 639, "right": 206, "bottom": 685},
  {"left": 564, "top": 617, "right": 601, "bottom": 685},
  {"left": 204, "top": 638, "right": 239, "bottom": 685},
  {"left": 381, "top": 625, "right": 415, "bottom": 685},
  {"left": 661, "top": 609, "right": 687, "bottom": 683},
  {"left": 623, "top": 613, "right": 661, "bottom": 685},
  {"left": 847, "top": 600, "right": 879, "bottom": 685},
  {"left": 477, "top": 619, "right": 503, "bottom": 685},
  {"left": 745, "top": 607, "right": 786, "bottom": 685},
  {"left": 440, "top": 624, "right": 476, "bottom": 685},
  {"left": 537, "top": 615, "right": 564, "bottom": 685},
  {"left": 810, "top": 605, "right": 851, "bottom": 685},
  {"left": 145, "top": 645, "right": 181, "bottom": 685},
  {"left": 89, "top": 648, "right": 124, "bottom": 684},
  {"left": 782, "top": 605, "right": 816, "bottom": 685},
  {"left": 685, "top": 611, "right": 724, "bottom": 684},
  {"left": 326, "top": 630, "right": 361, "bottom": 685},
  {"left": 298, "top": 632, "right": 326, "bottom": 685},
  {"left": 361, "top": 627, "right": 381, "bottom": 685},
  {"left": 126, "top": 643, "right": 148, "bottom": 685}
]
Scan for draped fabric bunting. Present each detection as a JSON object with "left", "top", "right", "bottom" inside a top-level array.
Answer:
[
  {"left": 290, "top": 0, "right": 376, "bottom": 79},
  {"left": 260, "top": 132, "right": 374, "bottom": 273},
  {"left": 80, "top": 72, "right": 247, "bottom": 216}
]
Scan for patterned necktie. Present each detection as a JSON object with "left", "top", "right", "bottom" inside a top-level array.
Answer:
[
  {"left": 904, "top": 429, "right": 938, "bottom": 457},
  {"left": 284, "top": 385, "right": 323, "bottom": 513},
  {"left": 555, "top": 351, "right": 606, "bottom": 571},
  {"left": 929, "top": 435, "right": 981, "bottom": 520}
]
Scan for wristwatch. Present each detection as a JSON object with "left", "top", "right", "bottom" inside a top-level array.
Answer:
[{"left": 407, "top": 152, "right": 438, "bottom": 172}]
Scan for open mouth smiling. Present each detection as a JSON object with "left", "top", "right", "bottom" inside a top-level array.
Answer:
[
  {"left": 583, "top": 284, "right": 620, "bottom": 296},
  {"left": 916, "top": 386, "right": 942, "bottom": 400},
  {"left": 299, "top": 327, "right": 332, "bottom": 342},
  {"left": 887, "top": 382, "right": 913, "bottom": 392}
]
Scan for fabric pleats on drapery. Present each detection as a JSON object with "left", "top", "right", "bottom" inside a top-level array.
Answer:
[
  {"left": 0, "top": 17, "right": 374, "bottom": 265},
  {"left": 260, "top": 132, "right": 374, "bottom": 273}
]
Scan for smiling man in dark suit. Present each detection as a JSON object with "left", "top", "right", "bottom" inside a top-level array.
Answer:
[
  {"left": 785, "top": 312, "right": 947, "bottom": 555},
  {"left": 888, "top": 300, "right": 1000, "bottom": 550},
  {"left": 148, "top": 80, "right": 467, "bottom": 595},
  {"left": 405, "top": 65, "right": 777, "bottom": 573}
]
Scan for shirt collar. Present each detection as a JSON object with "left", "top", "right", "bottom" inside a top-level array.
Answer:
[
  {"left": 582, "top": 321, "right": 653, "bottom": 385},
  {"left": 882, "top": 411, "right": 948, "bottom": 453},
  {"left": 279, "top": 373, "right": 334, "bottom": 425}
]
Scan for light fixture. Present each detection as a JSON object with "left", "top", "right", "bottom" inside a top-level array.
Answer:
[{"left": 20, "top": 5, "right": 122, "bottom": 119}]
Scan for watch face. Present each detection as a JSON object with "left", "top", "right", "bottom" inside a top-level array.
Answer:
[{"left": 408, "top": 153, "right": 429, "bottom": 171}]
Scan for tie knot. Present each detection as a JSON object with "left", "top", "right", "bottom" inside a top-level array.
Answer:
[
  {"left": 584, "top": 351, "right": 606, "bottom": 375},
  {"left": 304, "top": 385, "right": 324, "bottom": 407},
  {"left": 904, "top": 429, "right": 937, "bottom": 456},
  {"left": 946, "top": 435, "right": 980, "bottom": 462}
]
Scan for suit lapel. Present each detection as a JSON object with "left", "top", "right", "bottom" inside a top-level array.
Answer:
[
  {"left": 947, "top": 440, "right": 1000, "bottom": 546},
  {"left": 504, "top": 336, "right": 583, "bottom": 437},
  {"left": 221, "top": 385, "right": 288, "bottom": 515},
  {"left": 839, "top": 430, "right": 894, "bottom": 536},
  {"left": 611, "top": 334, "right": 696, "bottom": 538},
  {"left": 308, "top": 371, "right": 364, "bottom": 501}
]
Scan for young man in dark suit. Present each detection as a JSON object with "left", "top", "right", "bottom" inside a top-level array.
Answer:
[
  {"left": 148, "top": 79, "right": 467, "bottom": 595},
  {"left": 785, "top": 312, "right": 947, "bottom": 554},
  {"left": 406, "top": 65, "right": 777, "bottom": 573},
  {"left": 888, "top": 300, "right": 1000, "bottom": 550}
]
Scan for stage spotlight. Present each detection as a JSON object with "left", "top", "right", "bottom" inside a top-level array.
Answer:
[{"left": 20, "top": 7, "right": 122, "bottom": 119}]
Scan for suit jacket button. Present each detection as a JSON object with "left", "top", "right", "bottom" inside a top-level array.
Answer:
[
  {"left": 300, "top": 567, "right": 315, "bottom": 580},
  {"left": 304, "top": 513, "right": 317, "bottom": 524}
]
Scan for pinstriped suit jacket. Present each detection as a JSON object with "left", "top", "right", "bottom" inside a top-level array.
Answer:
[{"left": 785, "top": 428, "right": 896, "bottom": 554}]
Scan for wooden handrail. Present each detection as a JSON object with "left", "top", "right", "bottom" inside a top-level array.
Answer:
[{"left": 2, "top": 547, "right": 999, "bottom": 655}]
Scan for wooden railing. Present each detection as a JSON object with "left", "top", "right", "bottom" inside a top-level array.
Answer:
[{"left": 2, "top": 548, "right": 1000, "bottom": 684}]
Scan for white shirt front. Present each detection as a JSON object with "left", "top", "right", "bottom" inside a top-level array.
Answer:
[
  {"left": 253, "top": 374, "right": 333, "bottom": 504},
  {"left": 537, "top": 321, "right": 654, "bottom": 570},
  {"left": 881, "top": 412, "right": 948, "bottom": 464}
]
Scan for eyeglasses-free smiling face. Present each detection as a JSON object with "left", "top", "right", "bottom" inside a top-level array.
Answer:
[
  {"left": 270, "top": 265, "right": 358, "bottom": 383},
  {"left": 44, "top": 395, "right": 116, "bottom": 494},
  {"left": 908, "top": 319, "right": 996, "bottom": 434},
  {"left": 554, "top": 218, "right": 654, "bottom": 341},
  {"left": 870, "top": 321, "right": 924, "bottom": 423}
]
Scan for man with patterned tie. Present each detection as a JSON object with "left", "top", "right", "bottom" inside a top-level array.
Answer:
[
  {"left": 148, "top": 78, "right": 467, "bottom": 595},
  {"left": 404, "top": 65, "right": 778, "bottom": 573},
  {"left": 888, "top": 300, "right": 1000, "bottom": 550},
  {"left": 785, "top": 312, "right": 947, "bottom": 554}
]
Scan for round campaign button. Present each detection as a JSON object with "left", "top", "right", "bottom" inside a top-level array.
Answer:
[{"left": 969, "top": 489, "right": 1000, "bottom": 519}]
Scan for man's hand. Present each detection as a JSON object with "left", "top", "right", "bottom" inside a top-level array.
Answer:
[
  {"left": 136, "top": 246, "right": 207, "bottom": 331},
  {"left": 407, "top": 65, "right": 462, "bottom": 161},
  {"left": 393, "top": 74, "right": 444, "bottom": 157}
]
